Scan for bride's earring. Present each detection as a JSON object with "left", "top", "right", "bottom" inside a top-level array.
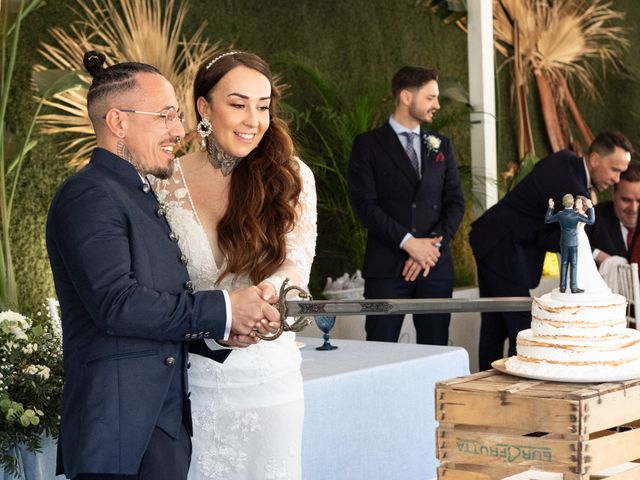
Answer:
[{"left": 197, "top": 117, "right": 212, "bottom": 149}]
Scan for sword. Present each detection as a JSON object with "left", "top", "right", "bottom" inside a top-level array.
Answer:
[{"left": 257, "top": 279, "right": 533, "bottom": 341}]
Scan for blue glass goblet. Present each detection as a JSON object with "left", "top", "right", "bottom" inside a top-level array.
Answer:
[{"left": 315, "top": 315, "right": 338, "bottom": 351}]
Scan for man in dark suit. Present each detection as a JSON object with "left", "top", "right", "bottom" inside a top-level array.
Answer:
[
  {"left": 46, "top": 54, "right": 280, "bottom": 480},
  {"left": 470, "top": 131, "right": 633, "bottom": 370},
  {"left": 348, "top": 66, "right": 465, "bottom": 345},
  {"left": 587, "top": 162, "right": 640, "bottom": 265}
]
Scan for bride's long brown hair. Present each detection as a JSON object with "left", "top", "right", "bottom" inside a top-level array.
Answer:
[{"left": 193, "top": 51, "right": 302, "bottom": 285}]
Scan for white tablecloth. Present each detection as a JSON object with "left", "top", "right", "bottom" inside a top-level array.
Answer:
[{"left": 299, "top": 337, "right": 470, "bottom": 480}]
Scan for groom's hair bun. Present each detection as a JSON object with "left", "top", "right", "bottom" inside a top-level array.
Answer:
[
  {"left": 82, "top": 51, "right": 162, "bottom": 126},
  {"left": 83, "top": 51, "right": 106, "bottom": 78}
]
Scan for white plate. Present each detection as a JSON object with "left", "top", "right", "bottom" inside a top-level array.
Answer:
[{"left": 492, "top": 357, "right": 640, "bottom": 383}]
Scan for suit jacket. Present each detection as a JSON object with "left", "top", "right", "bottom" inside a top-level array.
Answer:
[
  {"left": 545, "top": 207, "right": 595, "bottom": 247},
  {"left": 47, "top": 148, "right": 230, "bottom": 478},
  {"left": 585, "top": 201, "right": 628, "bottom": 258},
  {"left": 348, "top": 122, "right": 465, "bottom": 279},
  {"left": 469, "top": 150, "right": 590, "bottom": 289}
]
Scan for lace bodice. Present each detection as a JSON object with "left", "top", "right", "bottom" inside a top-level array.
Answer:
[{"left": 152, "top": 157, "right": 317, "bottom": 294}]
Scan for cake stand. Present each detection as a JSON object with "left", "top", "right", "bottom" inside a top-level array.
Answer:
[{"left": 492, "top": 357, "right": 640, "bottom": 383}]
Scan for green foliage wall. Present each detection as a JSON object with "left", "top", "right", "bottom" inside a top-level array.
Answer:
[{"left": 9, "top": 0, "right": 640, "bottom": 311}]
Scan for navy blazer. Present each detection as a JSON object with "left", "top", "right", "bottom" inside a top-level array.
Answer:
[
  {"left": 47, "top": 149, "right": 229, "bottom": 477},
  {"left": 586, "top": 201, "right": 628, "bottom": 258},
  {"left": 470, "top": 150, "right": 590, "bottom": 289},
  {"left": 348, "top": 123, "right": 465, "bottom": 279}
]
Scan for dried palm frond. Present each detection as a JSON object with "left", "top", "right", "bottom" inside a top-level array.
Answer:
[
  {"left": 34, "top": 0, "right": 222, "bottom": 168},
  {"left": 495, "top": 0, "right": 627, "bottom": 85},
  {"left": 493, "top": 0, "right": 628, "bottom": 156}
]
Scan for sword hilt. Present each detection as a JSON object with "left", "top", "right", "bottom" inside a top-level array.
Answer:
[{"left": 256, "top": 278, "right": 313, "bottom": 341}]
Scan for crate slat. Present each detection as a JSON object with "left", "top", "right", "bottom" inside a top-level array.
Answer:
[
  {"left": 584, "top": 429, "right": 640, "bottom": 472},
  {"left": 438, "top": 427, "right": 579, "bottom": 471},
  {"left": 437, "top": 388, "right": 580, "bottom": 433}
]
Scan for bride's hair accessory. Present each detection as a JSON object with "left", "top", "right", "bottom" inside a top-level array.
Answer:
[
  {"left": 196, "top": 117, "right": 213, "bottom": 148},
  {"left": 205, "top": 51, "right": 242, "bottom": 70},
  {"left": 205, "top": 133, "right": 242, "bottom": 177}
]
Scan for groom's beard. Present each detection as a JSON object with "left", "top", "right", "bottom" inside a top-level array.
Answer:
[{"left": 116, "top": 140, "right": 174, "bottom": 180}]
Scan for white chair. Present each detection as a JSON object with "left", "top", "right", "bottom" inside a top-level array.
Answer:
[{"left": 615, "top": 263, "right": 640, "bottom": 329}]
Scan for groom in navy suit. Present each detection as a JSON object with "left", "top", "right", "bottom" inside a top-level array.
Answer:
[
  {"left": 349, "top": 66, "right": 465, "bottom": 345},
  {"left": 545, "top": 194, "right": 595, "bottom": 293},
  {"left": 46, "top": 53, "right": 280, "bottom": 480}
]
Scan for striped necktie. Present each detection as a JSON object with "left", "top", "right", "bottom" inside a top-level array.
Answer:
[{"left": 400, "top": 131, "right": 420, "bottom": 177}]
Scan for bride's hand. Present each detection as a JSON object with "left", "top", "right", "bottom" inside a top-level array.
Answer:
[
  {"left": 223, "top": 333, "right": 260, "bottom": 348},
  {"left": 255, "top": 281, "right": 281, "bottom": 335},
  {"left": 257, "top": 281, "right": 278, "bottom": 303}
]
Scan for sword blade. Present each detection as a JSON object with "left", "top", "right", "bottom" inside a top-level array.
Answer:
[{"left": 285, "top": 297, "right": 532, "bottom": 317}]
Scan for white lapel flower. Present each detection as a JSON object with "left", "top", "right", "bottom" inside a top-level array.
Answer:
[
  {"left": 423, "top": 134, "right": 441, "bottom": 152},
  {"left": 422, "top": 134, "right": 446, "bottom": 162}
]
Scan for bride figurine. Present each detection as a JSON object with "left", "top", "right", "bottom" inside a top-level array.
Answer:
[
  {"left": 573, "top": 195, "right": 610, "bottom": 292},
  {"left": 545, "top": 194, "right": 605, "bottom": 293}
]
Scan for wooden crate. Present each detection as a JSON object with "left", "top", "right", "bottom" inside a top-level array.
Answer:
[{"left": 436, "top": 370, "right": 640, "bottom": 479}]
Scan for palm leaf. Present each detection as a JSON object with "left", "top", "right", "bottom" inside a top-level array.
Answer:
[{"left": 34, "top": 0, "right": 224, "bottom": 168}]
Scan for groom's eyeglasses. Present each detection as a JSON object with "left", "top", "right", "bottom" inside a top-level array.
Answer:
[{"left": 116, "top": 107, "right": 184, "bottom": 129}]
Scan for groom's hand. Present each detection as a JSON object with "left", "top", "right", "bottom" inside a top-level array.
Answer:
[
  {"left": 548, "top": 198, "right": 554, "bottom": 208},
  {"left": 229, "top": 286, "right": 281, "bottom": 336}
]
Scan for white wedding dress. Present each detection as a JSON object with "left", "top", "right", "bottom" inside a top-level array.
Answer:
[
  {"left": 153, "top": 157, "right": 317, "bottom": 480},
  {"left": 575, "top": 222, "right": 609, "bottom": 292}
]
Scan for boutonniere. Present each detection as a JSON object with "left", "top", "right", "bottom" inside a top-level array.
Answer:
[
  {"left": 156, "top": 190, "right": 172, "bottom": 215},
  {"left": 157, "top": 200, "right": 171, "bottom": 216},
  {"left": 422, "top": 134, "right": 445, "bottom": 162}
]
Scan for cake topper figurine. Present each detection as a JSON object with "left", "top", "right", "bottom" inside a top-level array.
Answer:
[{"left": 546, "top": 194, "right": 595, "bottom": 293}]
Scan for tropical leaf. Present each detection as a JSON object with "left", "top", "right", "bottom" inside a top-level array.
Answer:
[
  {"left": 31, "top": 69, "right": 87, "bottom": 95},
  {"left": 277, "top": 56, "right": 387, "bottom": 279}
]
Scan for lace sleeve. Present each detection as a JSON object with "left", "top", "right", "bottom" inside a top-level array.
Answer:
[
  {"left": 263, "top": 158, "right": 318, "bottom": 291},
  {"left": 148, "top": 159, "right": 192, "bottom": 212}
]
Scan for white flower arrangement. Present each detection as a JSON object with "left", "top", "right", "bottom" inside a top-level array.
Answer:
[{"left": 0, "top": 304, "right": 63, "bottom": 476}]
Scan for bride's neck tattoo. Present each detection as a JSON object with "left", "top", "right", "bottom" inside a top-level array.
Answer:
[{"left": 205, "top": 135, "right": 242, "bottom": 176}]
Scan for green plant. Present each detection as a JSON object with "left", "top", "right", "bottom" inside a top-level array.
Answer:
[
  {"left": 1, "top": 0, "right": 82, "bottom": 310},
  {"left": 276, "top": 55, "right": 389, "bottom": 291},
  {"left": 0, "top": 306, "right": 63, "bottom": 477}
]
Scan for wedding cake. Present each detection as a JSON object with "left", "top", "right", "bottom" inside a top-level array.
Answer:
[
  {"left": 505, "top": 214, "right": 640, "bottom": 380},
  {"left": 505, "top": 289, "right": 640, "bottom": 380}
]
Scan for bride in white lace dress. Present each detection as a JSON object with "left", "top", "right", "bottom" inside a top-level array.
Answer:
[{"left": 153, "top": 51, "right": 316, "bottom": 480}]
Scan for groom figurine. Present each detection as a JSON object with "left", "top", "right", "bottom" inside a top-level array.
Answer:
[{"left": 545, "top": 194, "right": 595, "bottom": 293}]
